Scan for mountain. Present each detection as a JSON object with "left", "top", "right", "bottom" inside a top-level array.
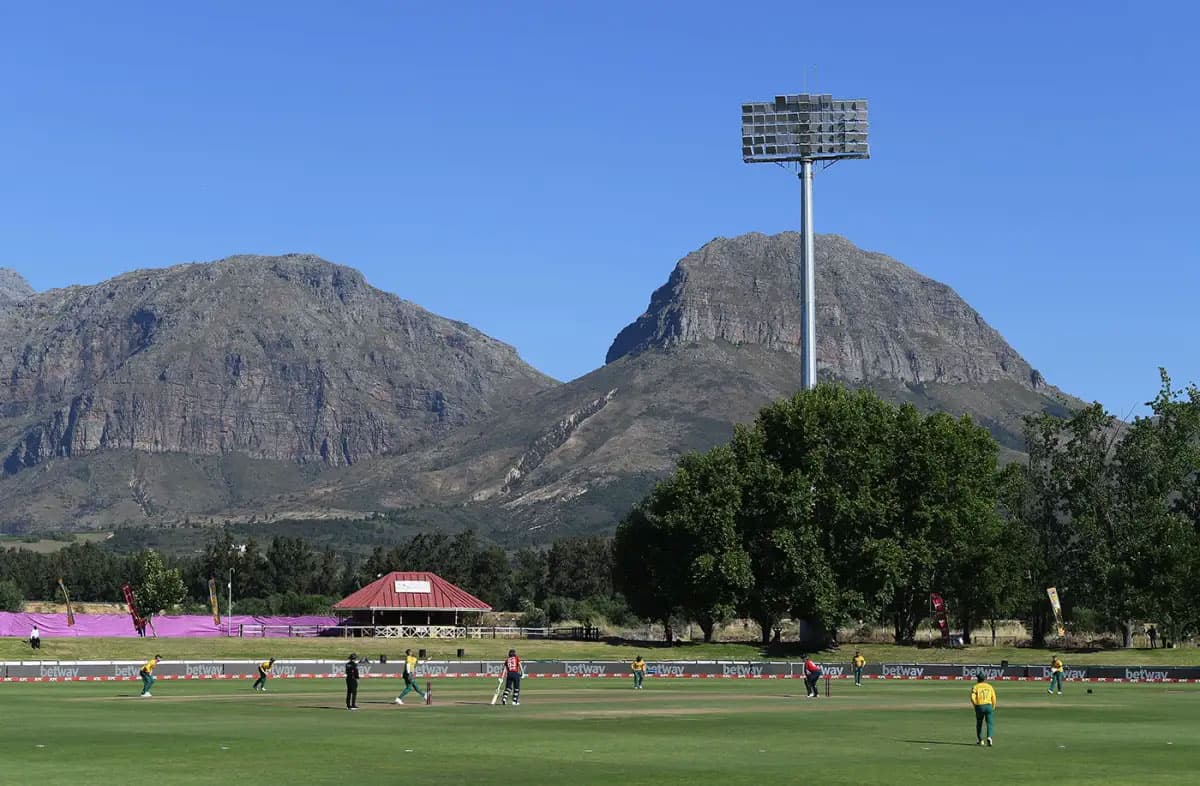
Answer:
[
  {"left": 0, "top": 269, "right": 34, "bottom": 312},
  {"left": 263, "top": 233, "right": 1078, "bottom": 542},
  {"left": 0, "top": 254, "right": 553, "bottom": 531},
  {"left": 0, "top": 236, "right": 1080, "bottom": 537}
]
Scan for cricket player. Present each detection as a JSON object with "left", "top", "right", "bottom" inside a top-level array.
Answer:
[
  {"left": 500, "top": 649, "right": 522, "bottom": 706},
  {"left": 394, "top": 648, "right": 427, "bottom": 704},
  {"left": 345, "top": 653, "right": 360, "bottom": 711},
  {"left": 253, "top": 657, "right": 275, "bottom": 692},
  {"left": 1048, "top": 655, "right": 1065, "bottom": 695},
  {"left": 970, "top": 673, "right": 997, "bottom": 746},
  {"left": 139, "top": 654, "right": 161, "bottom": 697},
  {"left": 802, "top": 654, "right": 822, "bottom": 698},
  {"left": 852, "top": 651, "right": 866, "bottom": 686},
  {"left": 631, "top": 656, "right": 646, "bottom": 690}
]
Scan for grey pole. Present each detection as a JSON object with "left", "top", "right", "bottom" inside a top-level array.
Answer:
[{"left": 799, "top": 159, "right": 817, "bottom": 390}]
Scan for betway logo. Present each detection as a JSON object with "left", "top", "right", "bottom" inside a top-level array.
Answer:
[
  {"left": 328, "top": 663, "right": 373, "bottom": 676},
  {"left": 40, "top": 666, "right": 79, "bottom": 678},
  {"left": 722, "top": 665, "right": 764, "bottom": 677},
  {"left": 483, "top": 664, "right": 505, "bottom": 676},
  {"left": 186, "top": 664, "right": 223, "bottom": 677},
  {"left": 964, "top": 667, "right": 1004, "bottom": 680},
  {"left": 883, "top": 665, "right": 924, "bottom": 678},
  {"left": 416, "top": 665, "right": 452, "bottom": 677},
  {"left": 654, "top": 665, "right": 687, "bottom": 677},
  {"left": 1126, "top": 668, "right": 1169, "bottom": 682},
  {"left": 1039, "top": 666, "right": 1088, "bottom": 680},
  {"left": 821, "top": 666, "right": 845, "bottom": 677},
  {"left": 272, "top": 665, "right": 298, "bottom": 677},
  {"left": 114, "top": 665, "right": 141, "bottom": 678},
  {"left": 565, "top": 663, "right": 607, "bottom": 676}
]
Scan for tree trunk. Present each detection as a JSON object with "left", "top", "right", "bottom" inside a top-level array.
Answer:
[
  {"left": 756, "top": 615, "right": 774, "bottom": 646},
  {"left": 1122, "top": 621, "right": 1133, "bottom": 648},
  {"left": 1031, "top": 607, "right": 1047, "bottom": 649},
  {"left": 663, "top": 620, "right": 674, "bottom": 644},
  {"left": 699, "top": 618, "right": 715, "bottom": 643},
  {"left": 989, "top": 616, "right": 997, "bottom": 647},
  {"left": 961, "top": 610, "right": 973, "bottom": 645}
]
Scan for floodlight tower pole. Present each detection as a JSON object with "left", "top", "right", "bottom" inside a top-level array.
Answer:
[{"left": 799, "top": 159, "right": 817, "bottom": 390}]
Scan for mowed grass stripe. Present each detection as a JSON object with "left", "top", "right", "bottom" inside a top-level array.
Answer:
[{"left": 0, "top": 680, "right": 1196, "bottom": 785}]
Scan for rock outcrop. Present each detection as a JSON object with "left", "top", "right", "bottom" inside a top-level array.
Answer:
[
  {"left": 608, "top": 233, "right": 1044, "bottom": 389},
  {"left": 0, "top": 268, "right": 34, "bottom": 313}
]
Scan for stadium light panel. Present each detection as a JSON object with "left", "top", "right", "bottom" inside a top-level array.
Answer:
[{"left": 741, "top": 94, "right": 870, "bottom": 163}]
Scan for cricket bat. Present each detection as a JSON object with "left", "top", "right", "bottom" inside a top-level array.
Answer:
[{"left": 490, "top": 674, "right": 504, "bottom": 705}]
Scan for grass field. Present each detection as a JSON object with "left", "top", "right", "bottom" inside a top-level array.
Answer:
[
  {"left": 2, "top": 635, "right": 1198, "bottom": 666},
  {"left": 0, "top": 531, "right": 111, "bottom": 553},
  {"left": 0, "top": 677, "right": 1196, "bottom": 784}
]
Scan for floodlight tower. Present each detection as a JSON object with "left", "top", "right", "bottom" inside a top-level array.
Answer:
[{"left": 742, "top": 94, "right": 869, "bottom": 389}]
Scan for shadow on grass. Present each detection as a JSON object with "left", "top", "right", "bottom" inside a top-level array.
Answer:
[{"left": 900, "top": 740, "right": 979, "bottom": 747}]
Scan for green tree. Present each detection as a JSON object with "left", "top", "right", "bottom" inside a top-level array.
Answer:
[
  {"left": 1110, "top": 372, "right": 1200, "bottom": 644},
  {"left": 0, "top": 578, "right": 23, "bottom": 611},
  {"left": 731, "top": 426, "right": 835, "bottom": 643},
  {"left": 615, "top": 446, "right": 755, "bottom": 642},
  {"left": 133, "top": 550, "right": 187, "bottom": 623},
  {"left": 545, "top": 537, "right": 614, "bottom": 601},
  {"left": 752, "top": 386, "right": 1003, "bottom": 643}
]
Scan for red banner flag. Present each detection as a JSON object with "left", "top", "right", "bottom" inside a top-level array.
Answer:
[
  {"left": 930, "top": 592, "right": 951, "bottom": 642},
  {"left": 122, "top": 583, "right": 146, "bottom": 635}
]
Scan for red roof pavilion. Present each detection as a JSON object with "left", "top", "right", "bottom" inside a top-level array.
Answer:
[{"left": 334, "top": 572, "right": 492, "bottom": 620}]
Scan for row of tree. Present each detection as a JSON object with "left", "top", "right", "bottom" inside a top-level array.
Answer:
[
  {"left": 3, "top": 373, "right": 1196, "bottom": 646},
  {"left": 0, "top": 530, "right": 617, "bottom": 622},
  {"left": 614, "top": 373, "right": 1200, "bottom": 646}
]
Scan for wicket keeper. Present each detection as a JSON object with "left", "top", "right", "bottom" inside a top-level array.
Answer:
[
  {"left": 1048, "top": 655, "right": 1065, "bottom": 695},
  {"left": 852, "top": 651, "right": 866, "bottom": 686},
  {"left": 500, "top": 649, "right": 522, "bottom": 706},
  {"left": 395, "top": 648, "right": 427, "bottom": 704},
  {"left": 970, "top": 673, "right": 997, "bottom": 746},
  {"left": 139, "top": 654, "right": 161, "bottom": 697},
  {"left": 253, "top": 657, "right": 275, "bottom": 692},
  {"left": 632, "top": 656, "right": 646, "bottom": 689}
]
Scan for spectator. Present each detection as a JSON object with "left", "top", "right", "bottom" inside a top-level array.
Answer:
[
  {"left": 1147, "top": 625, "right": 1158, "bottom": 649},
  {"left": 29, "top": 625, "right": 41, "bottom": 650}
]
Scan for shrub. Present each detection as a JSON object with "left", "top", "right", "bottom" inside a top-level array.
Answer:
[{"left": 0, "top": 579, "right": 22, "bottom": 612}]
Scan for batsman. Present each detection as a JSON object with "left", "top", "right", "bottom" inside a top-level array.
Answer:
[{"left": 500, "top": 649, "right": 522, "bottom": 706}]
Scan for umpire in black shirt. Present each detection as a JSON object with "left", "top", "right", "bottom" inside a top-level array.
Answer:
[{"left": 345, "top": 653, "right": 360, "bottom": 710}]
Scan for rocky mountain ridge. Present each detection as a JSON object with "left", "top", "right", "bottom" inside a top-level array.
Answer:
[
  {"left": 0, "top": 254, "right": 553, "bottom": 478},
  {"left": 0, "top": 237, "right": 1079, "bottom": 537}
]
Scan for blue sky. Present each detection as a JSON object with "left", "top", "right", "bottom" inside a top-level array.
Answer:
[{"left": 1, "top": 1, "right": 1195, "bottom": 415}]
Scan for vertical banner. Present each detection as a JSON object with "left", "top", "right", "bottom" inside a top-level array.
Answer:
[
  {"left": 122, "top": 583, "right": 145, "bottom": 633},
  {"left": 1046, "top": 587, "right": 1065, "bottom": 636},
  {"left": 930, "top": 592, "right": 950, "bottom": 642},
  {"left": 208, "top": 577, "right": 221, "bottom": 625},
  {"left": 58, "top": 577, "right": 75, "bottom": 626}
]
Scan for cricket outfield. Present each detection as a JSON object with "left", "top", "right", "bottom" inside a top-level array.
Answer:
[{"left": 1, "top": 677, "right": 1196, "bottom": 785}]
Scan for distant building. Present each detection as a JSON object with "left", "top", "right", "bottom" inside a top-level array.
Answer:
[{"left": 333, "top": 572, "right": 491, "bottom": 634}]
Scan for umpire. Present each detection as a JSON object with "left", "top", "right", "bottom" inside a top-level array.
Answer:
[{"left": 345, "top": 653, "right": 360, "bottom": 711}]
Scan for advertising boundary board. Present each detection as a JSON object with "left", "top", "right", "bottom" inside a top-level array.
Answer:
[{"left": 2, "top": 660, "right": 1199, "bottom": 684}]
